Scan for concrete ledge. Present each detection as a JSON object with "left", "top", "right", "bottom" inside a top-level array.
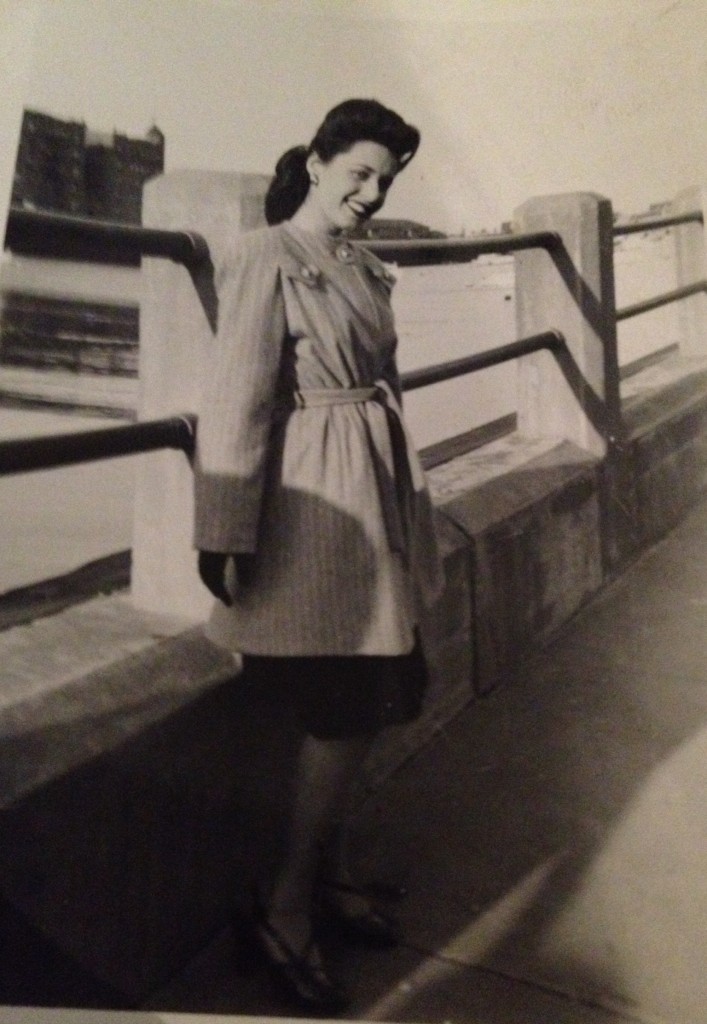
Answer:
[
  {"left": 431, "top": 436, "right": 602, "bottom": 694},
  {"left": 2, "top": 354, "right": 707, "bottom": 1004},
  {"left": 0, "top": 665, "right": 301, "bottom": 1003},
  {"left": 0, "top": 596, "right": 238, "bottom": 809},
  {"left": 623, "top": 355, "right": 707, "bottom": 546}
]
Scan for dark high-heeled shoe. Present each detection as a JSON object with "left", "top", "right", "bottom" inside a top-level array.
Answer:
[
  {"left": 316, "top": 878, "right": 402, "bottom": 948},
  {"left": 234, "top": 896, "right": 349, "bottom": 1015}
]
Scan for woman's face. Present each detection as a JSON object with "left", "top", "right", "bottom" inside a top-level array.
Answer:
[{"left": 306, "top": 141, "right": 400, "bottom": 234}]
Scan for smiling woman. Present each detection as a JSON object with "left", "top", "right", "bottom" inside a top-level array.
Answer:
[
  {"left": 264, "top": 98, "right": 419, "bottom": 229},
  {"left": 192, "top": 98, "right": 441, "bottom": 1013}
]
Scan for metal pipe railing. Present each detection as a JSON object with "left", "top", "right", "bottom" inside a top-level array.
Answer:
[
  {"left": 8, "top": 205, "right": 702, "bottom": 264},
  {"left": 401, "top": 330, "right": 564, "bottom": 391},
  {"left": 616, "top": 280, "right": 707, "bottom": 322},
  {"left": 0, "top": 415, "right": 195, "bottom": 476},
  {"left": 4, "top": 206, "right": 207, "bottom": 268},
  {"left": 613, "top": 211, "right": 703, "bottom": 236},
  {"left": 365, "top": 230, "right": 561, "bottom": 266},
  {"left": 1, "top": 201, "right": 703, "bottom": 479},
  {"left": 4, "top": 205, "right": 561, "bottom": 268}
]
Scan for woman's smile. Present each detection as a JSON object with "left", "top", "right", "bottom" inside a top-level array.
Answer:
[{"left": 344, "top": 199, "right": 374, "bottom": 224}]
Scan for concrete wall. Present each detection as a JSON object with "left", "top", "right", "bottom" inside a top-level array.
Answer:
[{"left": 2, "top": 351, "right": 707, "bottom": 1004}]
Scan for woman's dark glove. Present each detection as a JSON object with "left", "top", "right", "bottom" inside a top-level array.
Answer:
[
  {"left": 198, "top": 551, "right": 256, "bottom": 606},
  {"left": 198, "top": 551, "right": 232, "bottom": 605}
]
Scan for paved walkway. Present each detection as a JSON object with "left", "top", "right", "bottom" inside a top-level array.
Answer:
[{"left": 141, "top": 494, "right": 707, "bottom": 1024}]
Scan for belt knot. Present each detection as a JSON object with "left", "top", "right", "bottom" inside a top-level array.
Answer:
[{"left": 291, "top": 386, "right": 384, "bottom": 408}]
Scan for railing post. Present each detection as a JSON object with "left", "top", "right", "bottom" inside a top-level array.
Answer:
[
  {"left": 513, "top": 192, "right": 621, "bottom": 456},
  {"left": 513, "top": 192, "right": 632, "bottom": 569},
  {"left": 673, "top": 186, "right": 707, "bottom": 357},
  {"left": 131, "top": 170, "right": 269, "bottom": 619}
]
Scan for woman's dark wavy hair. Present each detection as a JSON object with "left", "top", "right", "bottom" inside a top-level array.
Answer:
[{"left": 265, "top": 98, "right": 420, "bottom": 225}]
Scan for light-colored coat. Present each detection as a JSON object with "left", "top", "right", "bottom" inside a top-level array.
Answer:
[{"left": 193, "top": 221, "right": 443, "bottom": 656}]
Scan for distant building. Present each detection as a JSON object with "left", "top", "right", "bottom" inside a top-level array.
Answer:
[
  {"left": 347, "top": 217, "right": 446, "bottom": 240},
  {"left": 1, "top": 110, "right": 162, "bottom": 389},
  {"left": 84, "top": 125, "right": 165, "bottom": 222},
  {"left": 11, "top": 109, "right": 164, "bottom": 224},
  {"left": 11, "top": 110, "right": 87, "bottom": 216}
]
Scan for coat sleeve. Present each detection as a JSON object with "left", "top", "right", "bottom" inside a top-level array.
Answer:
[{"left": 193, "top": 231, "right": 286, "bottom": 553}]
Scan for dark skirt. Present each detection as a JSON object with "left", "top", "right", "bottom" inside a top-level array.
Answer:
[{"left": 242, "top": 634, "right": 429, "bottom": 740}]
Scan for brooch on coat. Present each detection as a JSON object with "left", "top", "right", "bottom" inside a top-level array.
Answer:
[
  {"left": 296, "top": 263, "right": 323, "bottom": 286},
  {"left": 334, "top": 241, "right": 356, "bottom": 264}
]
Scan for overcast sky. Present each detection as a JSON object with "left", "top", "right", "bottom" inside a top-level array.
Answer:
[{"left": 2, "top": 0, "right": 706, "bottom": 232}]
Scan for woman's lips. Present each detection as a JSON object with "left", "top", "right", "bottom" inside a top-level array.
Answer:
[{"left": 347, "top": 202, "right": 371, "bottom": 219}]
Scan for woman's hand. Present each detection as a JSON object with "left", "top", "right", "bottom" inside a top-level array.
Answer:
[{"left": 198, "top": 551, "right": 255, "bottom": 605}]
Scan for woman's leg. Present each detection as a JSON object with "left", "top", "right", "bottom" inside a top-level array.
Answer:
[{"left": 266, "top": 731, "right": 375, "bottom": 952}]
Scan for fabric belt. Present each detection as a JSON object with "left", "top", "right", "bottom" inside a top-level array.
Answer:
[
  {"left": 292, "top": 386, "right": 383, "bottom": 408},
  {"left": 280, "top": 384, "right": 417, "bottom": 561}
]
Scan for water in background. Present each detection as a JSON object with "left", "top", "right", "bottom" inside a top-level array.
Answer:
[
  {"left": 394, "top": 255, "right": 516, "bottom": 449},
  {"left": 0, "top": 408, "right": 136, "bottom": 594},
  {"left": 397, "top": 225, "right": 679, "bottom": 449},
  {"left": 614, "top": 226, "right": 681, "bottom": 366}
]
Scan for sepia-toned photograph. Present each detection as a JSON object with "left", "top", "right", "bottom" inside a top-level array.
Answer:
[{"left": 1, "top": 1, "right": 706, "bottom": 1021}]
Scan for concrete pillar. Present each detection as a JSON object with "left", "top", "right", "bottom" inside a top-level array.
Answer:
[
  {"left": 673, "top": 186, "right": 707, "bottom": 358},
  {"left": 513, "top": 193, "right": 621, "bottom": 458},
  {"left": 131, "top": 170, "right": 269, "bottom": 619}
]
